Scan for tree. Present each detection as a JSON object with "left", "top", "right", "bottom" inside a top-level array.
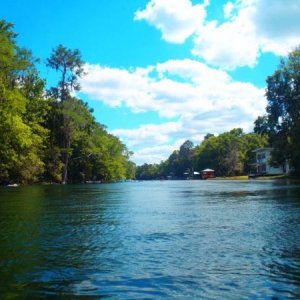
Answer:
[
  {"left": 135, "top": 128, "right": 268, "bottom": 180},
  {"left": 0, "top": 20, "right": 48, "bottom": 184},
  {"left": 47, "top": 45, "right": 86, "bottom": 183},
  {"left": 204, "top": 133, "right": 214, "bottom": 140},
  {"left": 0, "top": 20, "right": 136, "bottom": 184},
  {"left": 46, "top": 45, "right": 85, "bottom": 102},
  {"left": 136, "top": 163, "right": 160, "bottom": 180},
  {"left": 265, "top": 46, "right": 300, "bottom": 175},
  {"left": 178, "top": 140, "right": 194, "bottom": 175},
  {"left": 254, "top": 115, "right": 270, "bottom": 135},
  {"left": 194, "top": 129, "right": 266, "bottom": 176},
  {"left": 69, "top": 121, "right": 135, "bottom": 182},
  {"left": 61, "top": 98, "right": 95, "bottom": 183}
]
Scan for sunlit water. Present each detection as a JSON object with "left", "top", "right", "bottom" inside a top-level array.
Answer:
[{"left": 1, "top": 180, "right": 300, "bottom": 299}]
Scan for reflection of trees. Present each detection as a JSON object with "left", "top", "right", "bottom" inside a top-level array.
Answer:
[
  {"left": 0, "top": 186, "right": 45, "bottom": 297},
  {"left": 0, "top": 185, "right": 123, "bottom": 297}
]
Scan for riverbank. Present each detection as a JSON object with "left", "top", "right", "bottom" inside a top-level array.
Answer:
[{"left": 215, "top": 174, "right": 290, "bottom": 180}]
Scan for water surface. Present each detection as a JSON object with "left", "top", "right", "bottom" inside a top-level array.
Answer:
[{"left": 1, "top": 180, "right": 300, "bottom": 299}]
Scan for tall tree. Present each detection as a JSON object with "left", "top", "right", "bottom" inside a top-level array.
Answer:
[
  {"left": 46, "top": 45, "right": 85, "bottom": 102},
  {"left": 47, "top": 45, "right": 86, "bottom": 183},
  {"left": 253, "top": 115, "right": 270, "bottom": 135},
  {"left": 265, "top": 46, "right": 300, "bottom": 174},
  {"left": 0, "top": 20, "right": 48, "bottom": 184},
  {"left": 61, "top": 97, "right": 95, "bottom": 183},
  {"left": 0, "top": 20, "right": 136, "bottom": 185}
]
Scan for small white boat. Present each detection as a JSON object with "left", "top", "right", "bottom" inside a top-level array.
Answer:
[{"left": 85, "top": 180, "right": 101, "bottom": 184}]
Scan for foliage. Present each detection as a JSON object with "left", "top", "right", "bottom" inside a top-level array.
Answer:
[
  {"left": 46, "top": 44, "right": 85, "bottom": 101},
  {"left": 136, "top": 130, "right": 267, "bottom": 179},
  {"left": 2, "top": 17, "right": 297, "bottom": 184},
  {"left": 194, "top": 129, "right": 264, "bottom": 176},
  {"left": 0, "top": 20, "right": 47, "bottom": 184},
  {"left": 0, "top": 20, "right": 135, "bottom": 185},
  {"left": 136, "top": 163, "right": 161, "bottom": 180},
  {"left": 257, "top": 46, "right": 300, "bottom": 175}
]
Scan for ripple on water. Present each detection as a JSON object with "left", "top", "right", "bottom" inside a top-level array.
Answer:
[{"left": 1, "top": 181, "right": 300, "bottom": 298}]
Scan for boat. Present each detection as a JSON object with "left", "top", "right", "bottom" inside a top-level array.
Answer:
[{"left": 85, "top": 180, "right": 101, "bottom": 184}]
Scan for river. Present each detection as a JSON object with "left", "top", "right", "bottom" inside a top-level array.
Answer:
[{"left": 0, "top": 180, "right": 300, "bottom": 299}]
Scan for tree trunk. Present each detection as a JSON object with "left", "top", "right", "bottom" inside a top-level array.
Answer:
[{"left": 62, "top": 137, "right": 71, "bottom": 184}]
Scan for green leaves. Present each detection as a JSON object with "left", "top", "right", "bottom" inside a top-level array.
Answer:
[
  {"left": 0, "top": 20, "right": 47, "bottom": 184},
  {"left": 0, "top": 20, "right": 135, "bottom": 184},
  {"left": 136, "top": 130, "right": 268, "bottom": 179},
  {"left": 47, "top": 45, "right": 85, "bottom": 102},
  {"left": 264, "top": 46, "right": 300, "bottom": 175}
]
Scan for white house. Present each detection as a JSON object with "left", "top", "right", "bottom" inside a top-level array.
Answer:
[{"left": 252, "top": 148, "right": 289, "bottom": 175}]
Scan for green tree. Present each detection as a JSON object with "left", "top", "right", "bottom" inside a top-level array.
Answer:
[
  {"left": 0, "top": 20, "right": 136, "bottom": 185},
  {"left": 46, "top": 45, "right": 85, "bottom": 102},
  {"left": 254, "top": 115, "right": 270, "bottom": 135},
  {"left": 72, "top": 122, "right": 135, "bottom": 182},
  {"left": 46, "top": 45, "right": 86, "bottom": 183},
  {"left": 0, "top": 20, "right": 48, "bottom": 184},
  {"left": 136, "top": 163, "right": 160, "bottom": 180},
  {"left": 61, "top": 98, "right": 95, "bottom": 183},
  {"left": 264, "top": 46, "right": 300, "bottom": 174},
  {"left": 194, "top": 129, "right": 266, "bottom": 176}
]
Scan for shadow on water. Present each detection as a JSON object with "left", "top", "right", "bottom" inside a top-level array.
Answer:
[
  {"left": 0, "top": 180, "right": 300, "bottom": 298},
  {"left": 0, "top": 185, "right": 121, "bottom": 298}
]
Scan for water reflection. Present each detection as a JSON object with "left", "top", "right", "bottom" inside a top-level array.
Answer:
[{"left": 0, "top": 180, "right": 300, "bottom": 298}]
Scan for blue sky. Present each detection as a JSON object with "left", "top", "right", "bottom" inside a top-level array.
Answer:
[{"left": 1, "top": 0, "right": 300, "bottom": 164}]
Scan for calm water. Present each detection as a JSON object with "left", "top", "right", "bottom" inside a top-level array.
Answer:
[{"left": 1, "top": 180, "right": 300, "bottom": 299}]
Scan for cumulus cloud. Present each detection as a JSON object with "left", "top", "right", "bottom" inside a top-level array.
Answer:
[
  {"left": 192, "top": 3, "right": 259, "bottom": 70},
  {"left": 112, "top": 122, "right": 182, "bottom": 148},
  {"left": 134, "top": 0, "right": 208, "bottom": 43},
  {"left": 70, "top": 1, "right": 300, "bottom": 164},
  {"left": 224, "top": 1, "right": 234, "bottom": 19},
  {"left": 80, "top": 59, "right": 266, "bottom": 164},
  {"left": 130, "top": 144, "right": 179, "bottom": 165},
  {"left": 81, "top": 60, "right": 265, "bottom": 120},
  {"left": 112, "top": 121, "right": 209, "bottom": 164},
  {"left": 135, "top": 0, "right": 300, "bottom": 69},
  {"left": 252, "top": 0, "right": 300, "bottom": 55}
]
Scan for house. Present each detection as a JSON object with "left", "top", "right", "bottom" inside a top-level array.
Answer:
[
  {"left": 201, "top": 169, "right": 215, "bottom": 179},
  {"left": 252, "top": 148, "right": 289, "bottom": 175}
]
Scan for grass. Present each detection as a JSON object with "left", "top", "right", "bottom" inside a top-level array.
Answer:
[
  {"left": 253, "top": 174, "right": 288, "bottom": 180},
  {"left": 215, "top": 174, "right": 290, "bottom": 180},
  {"left": 214, "top": 176, "right": 249, "bottom": 180}
]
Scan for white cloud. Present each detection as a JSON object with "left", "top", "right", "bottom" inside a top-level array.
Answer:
[
  {"left": 134, "top": 0, "right": 208, "bottom": 43},
  {"left": 130, "top": 144, "right": 179, "bottom": 165},
  {"left": 80, "top": 59, "right": 266, "bottom": 164},
  {"left": 112, "top": 121, "right": 207, "bottom": 164},
  {"left": 81, "top": 64, "right": 158, "bottom": 112},
  {"left": 81, "top": 60, "right": 265, "bottom": 120},
  {"left": 112, "top": 122, "right": 182, "bottom": 148},
  {"left": 192, "top": 1, "right": 259, "bottom": 69},
  {"left": 135, "top": 0, "right": 300, "bottom": 69},
  {"left": 224, "top": 1, "right": 234, "bottom": 19},
  {"left": 252, "top": 0, "right": 300, "bottom": 55}
]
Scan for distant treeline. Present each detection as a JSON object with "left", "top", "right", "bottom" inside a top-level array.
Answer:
[
  {"left": 136, "top": 129, "right": 268, "bottom": 180},
  {"left": 137, "top": 45, "right": 300, "bottom": 180},
  {"left": 0, "top": 20, "right": 135, "bottom": 184}
]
